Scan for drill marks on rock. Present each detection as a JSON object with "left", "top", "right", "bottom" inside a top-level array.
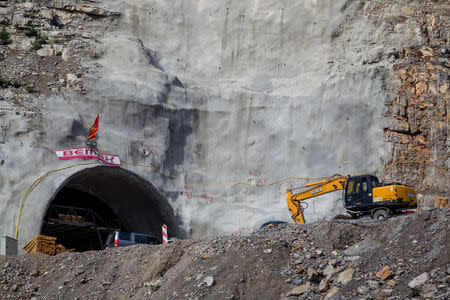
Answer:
[
  {"left": 342, "top": 117, "right": 350, "bottom": 164},
  {"left": 222, "top": 5, "right": 231, "bottom": 50},
  {"left": 131, "top": 4, "right": 139, "bottom": 36},
  {"left": 280, "top": 8, "right": 284, "bottom": 48}
]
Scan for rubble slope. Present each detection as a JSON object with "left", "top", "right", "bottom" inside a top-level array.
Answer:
[{"left": 1, "top": 209, "right": 449, "bottom": 300}]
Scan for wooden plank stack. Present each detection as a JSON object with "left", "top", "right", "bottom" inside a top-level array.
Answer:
[
  {"left": 55, "top": 243, "right": 75, "bottom": 254},
  {"left": 23, "top": 235, "right": 76, "bottom": 255},
  {"left": 23, "top": 235, "right": 56, "bottom": 255},
  {"left": 57, "top": 213, "right": 86, "bottom": 224},
  {"left": 435, "top": 197, "right": 449, "bottom": 208}
]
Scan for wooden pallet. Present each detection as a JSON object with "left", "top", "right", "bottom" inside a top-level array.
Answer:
[
  {"left": 435, "top": 197, "right": 449, "bottom": 208},
  {"left": 23, "top": 235, "right": 56, "bottom": 255},
  {"left": 55, "top": 243, "right": 75, "bottom": 254},
  {"left": 23, "top": 235, "right": 75, "bottom": 255}
]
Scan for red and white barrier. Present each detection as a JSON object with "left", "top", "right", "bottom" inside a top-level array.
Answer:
[
  {"left": 162, "top": 224, "right": 168, "bottom": 244},
  {"left": 113, "top": 231, "right": 119, "bottom": 247}
]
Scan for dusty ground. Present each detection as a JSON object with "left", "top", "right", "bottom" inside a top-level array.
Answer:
[{"left": 0, "top": 208, "right": 449, "bottom": 300}]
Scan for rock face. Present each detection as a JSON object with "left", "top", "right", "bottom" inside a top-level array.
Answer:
[
  {"left": 385, "top": 49, "right": 449, "bottom": 209},
  {"left": 0, "top": 0, "right": 448, "bottom": 246}
]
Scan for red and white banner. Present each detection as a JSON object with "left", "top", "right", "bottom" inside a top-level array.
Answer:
[
  {"left": 55, "top": 147, "right": 121, "bottom": 166},
  {"left": 162, "top": 224, "right": 168, "bottom": 244}
]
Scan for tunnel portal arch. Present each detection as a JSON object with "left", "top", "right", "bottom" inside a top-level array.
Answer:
[{"left": 40, "top": 166, "right": 180, "bottom": 251}]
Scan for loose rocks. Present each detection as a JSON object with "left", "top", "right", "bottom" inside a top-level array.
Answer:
[
  {"left": 287, "top": 282, "right": 310, "bottom": 296},
  {"left": 337, "top": 268, "right": 354, "bottom": 285},
  {"left": 408, "top": 272, "right": 429, "bottom": 289}
]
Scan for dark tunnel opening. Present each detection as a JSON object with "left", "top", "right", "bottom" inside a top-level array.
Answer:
[{"left": 40, "top": 166, "right": 180, "bottom": 252}]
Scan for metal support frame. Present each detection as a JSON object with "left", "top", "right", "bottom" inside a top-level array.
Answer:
[{"left": 42, "top": 204, "right": 120, "bottom": 249}]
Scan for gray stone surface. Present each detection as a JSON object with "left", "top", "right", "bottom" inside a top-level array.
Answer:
[{"left": 86, "top": 0, "right": 387, "bottom": 237}]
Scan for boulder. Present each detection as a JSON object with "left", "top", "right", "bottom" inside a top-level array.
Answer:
[
  {"left": 287, "top": 282, "right": 310, "bottom": 296},
  {"left": 408, "top": 272, "right": 429, "bottom": 289},
  {"left": 376, "top": 266, "right": 393, "bottom": 281},
  {"left": 318, "top": 279, "right": 330, "bottom": 293},
  {"left": 37, "top": 45, "right": 54, "bottom": 57},
  {"left": 357, "top": 286, "right": 369, "bottom": 294},
  {"left": 307, "top": 267, "right": 319, "bottom": 281},
  {"left": 421, "top": 284, "right": 437, "bottom": 298},
  {"left": 324, "top": 286, "right": 339, "bottom": 300},
  {"left": 323, "top": 265, "right": 338, "bottom": 280},
  {"left": 337, "top": 268, "right": 354, "bottom": 285}
]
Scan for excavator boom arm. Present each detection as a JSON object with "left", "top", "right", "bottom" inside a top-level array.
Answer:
[{"left": 286, "top": 175, "right": 347, "bottom": 224}]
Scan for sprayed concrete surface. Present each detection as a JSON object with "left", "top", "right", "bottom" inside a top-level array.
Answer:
[{"left": 0, "top": 0, "right": 448, "bottom": 247}]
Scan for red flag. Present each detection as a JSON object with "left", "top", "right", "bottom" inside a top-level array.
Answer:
[{"left": 87, "top": 113, "right": 99, "bottom": 141}]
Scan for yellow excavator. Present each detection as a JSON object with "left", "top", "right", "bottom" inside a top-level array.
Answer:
[{"left": 286, "top": 174, "right": 417, "bottom": 224}]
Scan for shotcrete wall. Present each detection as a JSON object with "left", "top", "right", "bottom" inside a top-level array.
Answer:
[{"left": 89, "top": 0, "right": 387, "bottom": 235}]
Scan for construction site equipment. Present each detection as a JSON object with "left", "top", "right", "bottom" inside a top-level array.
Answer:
[
  {"left": 42, "top": 204, "right": 121, "bottom": 250},
  {"left": 260, "top": 221, "right": 287, "bottom": 228},
  {"left": 162, "top": 224, "right": 168, "bottom": 244},
  {"left": 23, "top": 235, "right": 74, "bottom": 255},
  {"left": 0, "top": 236, "right": 18, "bottom": 256},
  {"left": 105, "top": 231, "right": 161, "bottom": 249},
  {"left": 286, "top": 174, "right": 417, "bottom": 224}
]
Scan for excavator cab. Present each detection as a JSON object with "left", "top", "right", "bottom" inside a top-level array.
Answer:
[
  {"left": 344, "top": 175, "right": 380, "bottom": 210},
  {"left": 344, "top": 174, "right": 416, "bottom": 216}
]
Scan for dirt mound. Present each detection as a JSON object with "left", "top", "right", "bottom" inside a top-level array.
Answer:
[{"left": 1, "top": 209, "right": 449, "bottom": 299}]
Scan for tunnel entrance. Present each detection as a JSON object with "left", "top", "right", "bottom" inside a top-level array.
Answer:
[
  {"left": 40, "top": 166, "right": 180, "bottom": 252},
  {"left": 42, "top": 188, "right": 122, "bottom": 251}
]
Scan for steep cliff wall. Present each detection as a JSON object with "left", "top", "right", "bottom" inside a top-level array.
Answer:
[
  {"left": 332, "top": 0, "right": 449, "bottom": 210},
  {"left": 0, "top": 0, "right": 448, "bottom": 245}
]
